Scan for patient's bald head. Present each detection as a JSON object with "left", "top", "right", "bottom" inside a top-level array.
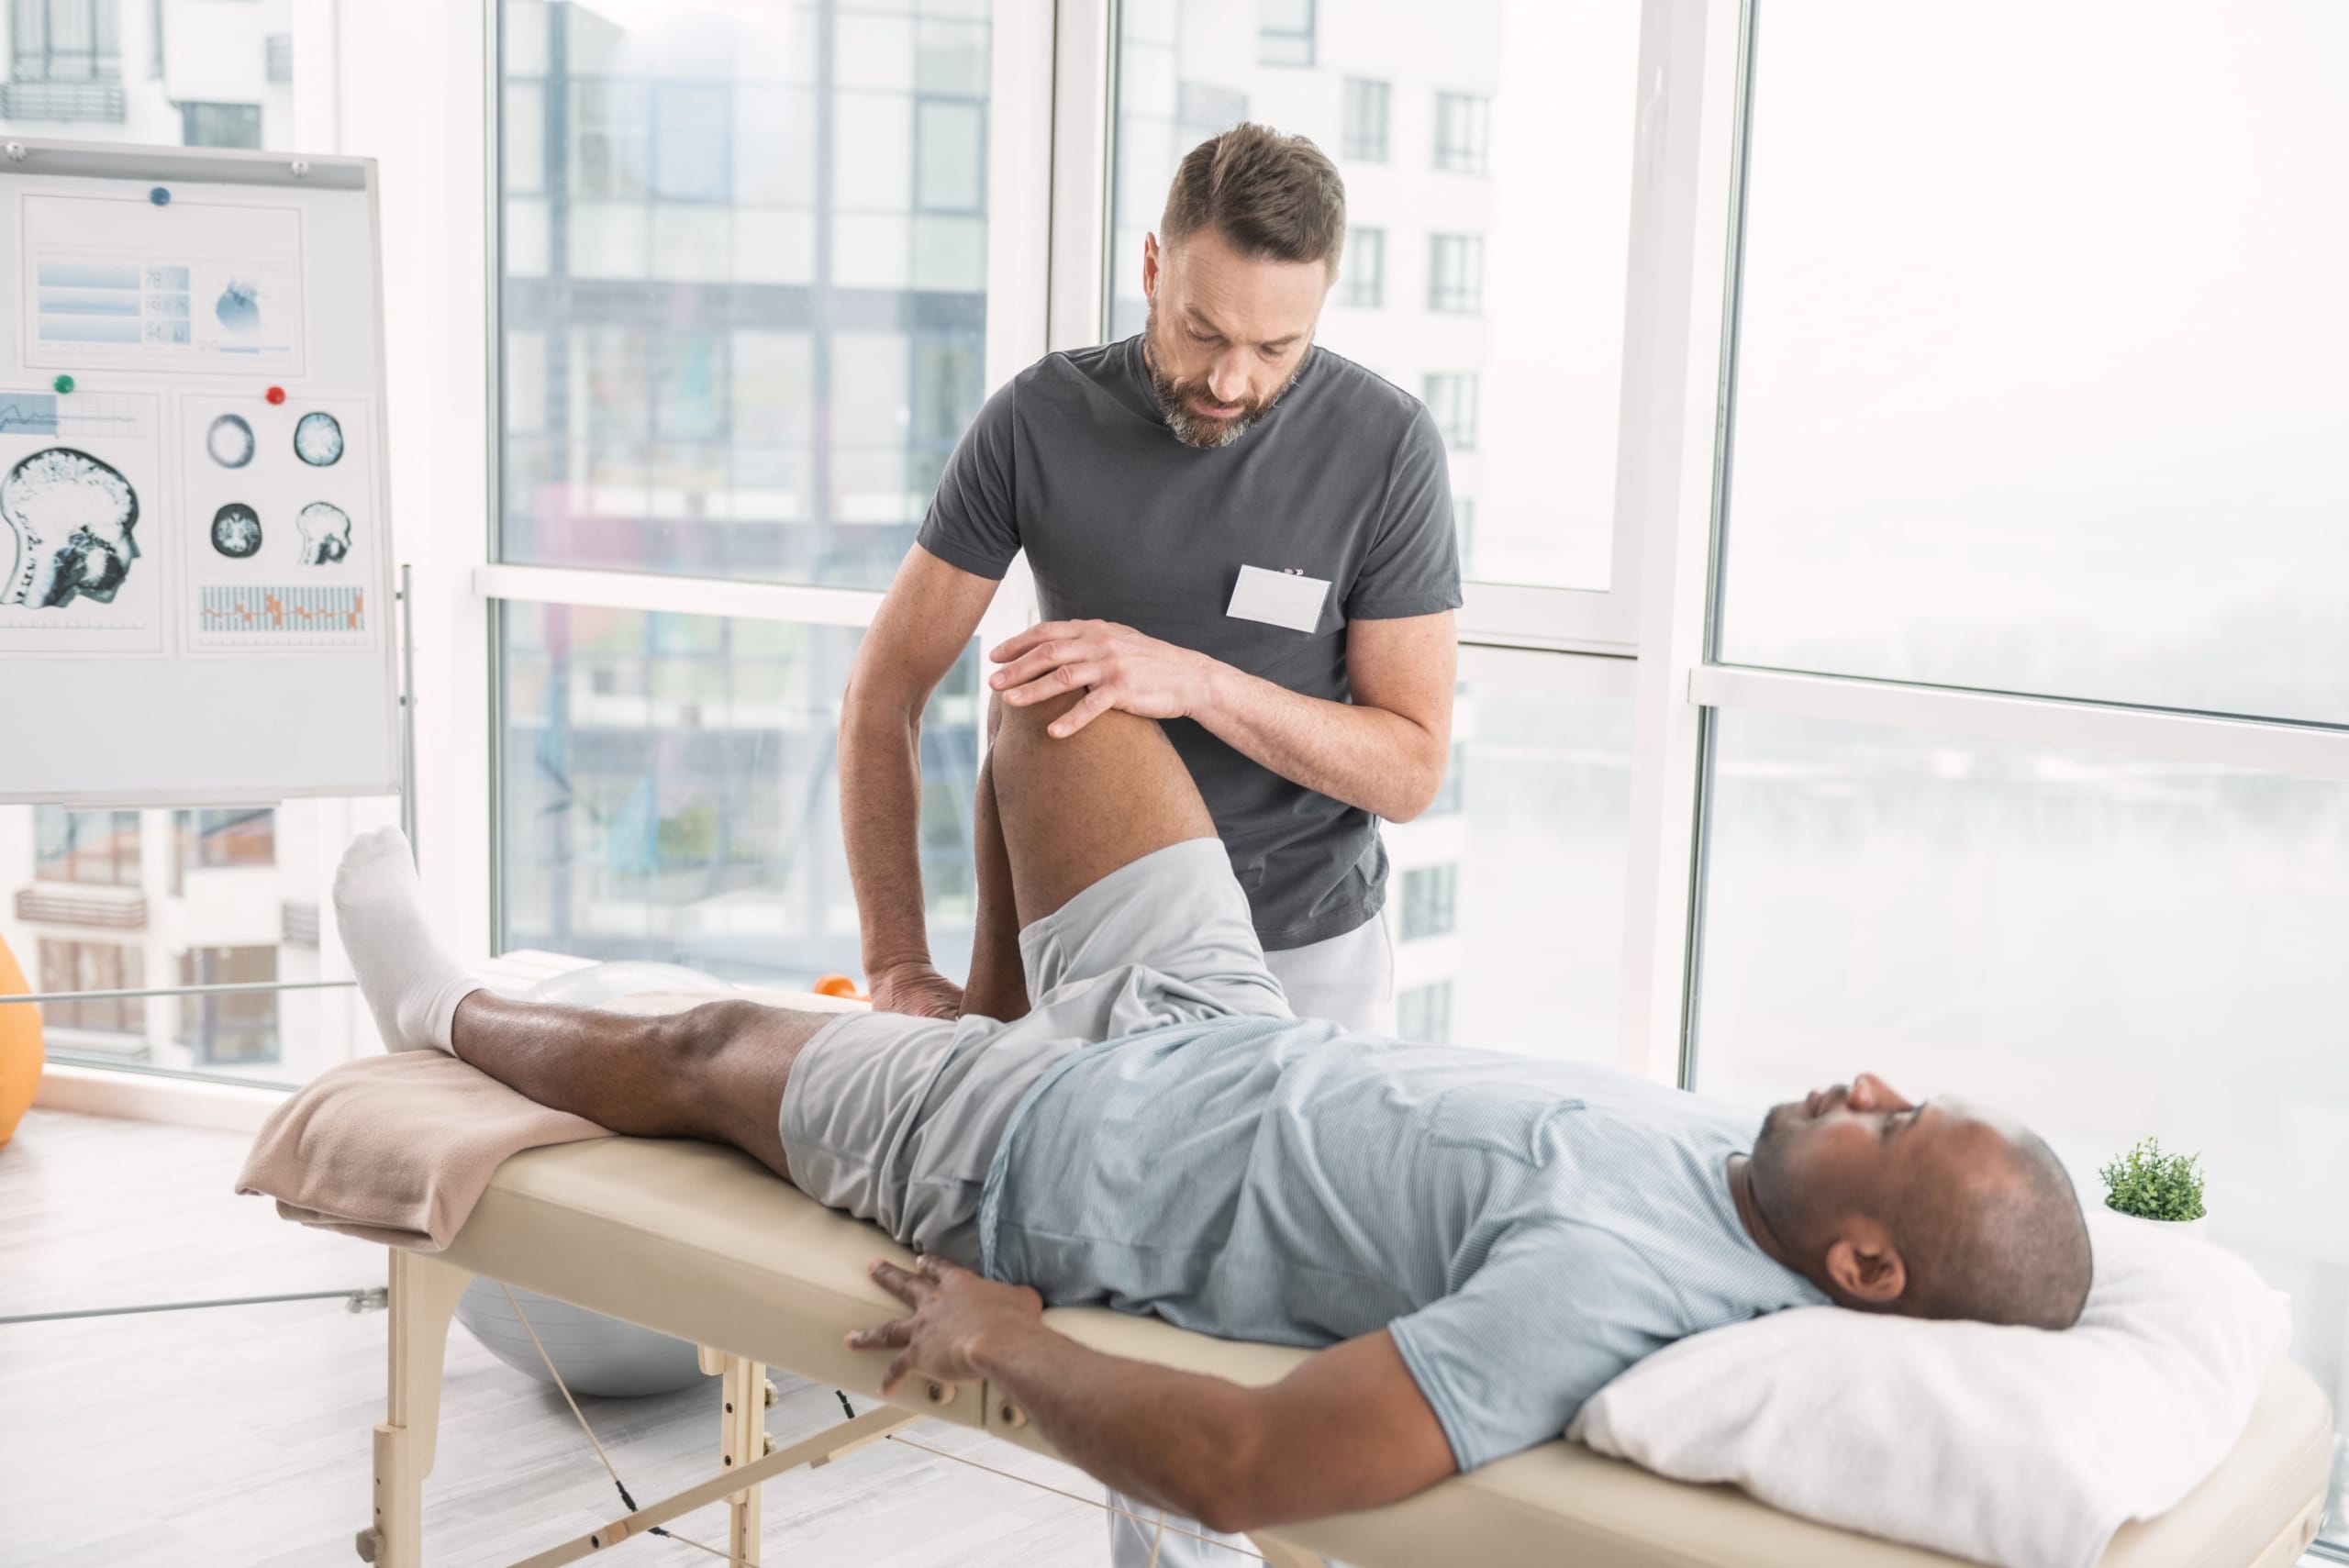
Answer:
[{"left": 1745, "top": 1074, "right": 2093, "bottom": 1330}]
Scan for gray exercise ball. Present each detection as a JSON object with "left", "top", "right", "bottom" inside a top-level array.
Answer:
[{"left": 451, "top": 959, "right": 734, "bottom": 1397}]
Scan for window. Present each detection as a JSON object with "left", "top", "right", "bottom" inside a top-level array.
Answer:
[
  {"left": 1112, "top": 2, "right": 1636, "bottom": 593},
  {"left": 1718, "top": 2, "right": 2349, "bottom": 728},
  {"left": 181, "top": 102, "right": 262, "bottom": 148},
  {"left": 1397, "top": 980, "right": 1452, "bottom": 1043},
  {"left": 499, "top": 606, "right": 981, "bottom": 987},
  {"left": 264, "top": 31, "right": 291, "bottom": 85},
  {"left": 34, "top": 807, "right": 140, "bottom": 887},
  {"left": 1398, "top": 863, "right": 1457, "bottom": 940},
  {"left": 38, "top": 939, "right": 143, "bottom": 1040},
  {"left": 179, "top": 809, "right": 276, "bottom": 873},
  {"left": 10, "top": 0, "right": 120, "bottom": 82},
  {"left": 1341, "top": 77, "right": 1388, "bottom": 162},
  {"left": 1433, "top": 91, "right": 1488, "bottom": 174},
  {"left": 1428, "top": 233, "right": 1483, "bottom": 314},
  {"left": 1422, "top": 373, "right": 1478, "bottom": 451},
  {"left": 499, "top": 1, "right": 990, "bottom": 592},
  {"left": 180, "top": 946, "right": 279, "bottom": 1066},
  {"left": 1337, "top": 227, "right": 1383, "bottom": 309},
  {"left": 1696, "top": 7, "right": 2349, "bottom": 1545},
  {"left": 1258, "top": 0, "right": 1314, "bottom": 68}
]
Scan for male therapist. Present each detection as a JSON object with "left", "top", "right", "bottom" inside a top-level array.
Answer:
[{"left": 841, "top": 122, "right": 1462, "bottom": 1040}]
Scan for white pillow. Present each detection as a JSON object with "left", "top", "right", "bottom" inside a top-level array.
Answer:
[{"left": 1568, "top": 1211, "right": 2289, "bottom": 1568}]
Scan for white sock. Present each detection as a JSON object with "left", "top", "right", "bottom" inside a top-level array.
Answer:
[{"left": 333, "top": 827, "right": 480, "bottom": 1054}]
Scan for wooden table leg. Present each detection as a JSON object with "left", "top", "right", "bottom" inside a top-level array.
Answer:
[{"left": 361, "top": 1251, "right": 473, "bottom": 1568}]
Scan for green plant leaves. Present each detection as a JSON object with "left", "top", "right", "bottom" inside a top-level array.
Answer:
[{"left": 2099, "top": 1136, "right": 2207, "bottom": 1223}]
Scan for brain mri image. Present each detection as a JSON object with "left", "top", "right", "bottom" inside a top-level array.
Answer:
[
  {"left": 206, "top": 413, "right": 256, "bottom": 469},
  {"left": 211, "top": 503, "right": 262, "bottom": 559},
  {"left": 297, "top": 501, "right": 351, "bottom": 565},
  {"left": 293, "top": 412, "right": 344, "bottom": 467},
  {"left": 1, "top": 447, "right": 141, "bottom": 608}
]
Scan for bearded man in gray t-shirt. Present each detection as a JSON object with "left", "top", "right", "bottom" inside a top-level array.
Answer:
[{"left": 841, "top": 122, "right": 1463, "bottom": 1041}]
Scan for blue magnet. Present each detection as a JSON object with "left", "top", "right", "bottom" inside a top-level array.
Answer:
[{"left": 150, "top": 185, "right": 172, "bottom": 206}]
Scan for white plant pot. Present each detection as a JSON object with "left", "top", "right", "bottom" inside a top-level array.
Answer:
[{"left": 2103, "top": 1205, "right": 2209, "bottom": 1240}]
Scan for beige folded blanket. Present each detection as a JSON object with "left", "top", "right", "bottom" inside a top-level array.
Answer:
[{"left": 235, "top": 1050, "right": 611, "bottom": 1251}]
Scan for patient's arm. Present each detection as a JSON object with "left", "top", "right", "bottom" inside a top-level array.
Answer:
[{"left": 852, "top": 1257, "right": 1457, "bottom": 1533}]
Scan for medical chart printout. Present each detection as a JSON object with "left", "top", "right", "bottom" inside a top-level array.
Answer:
[{"left": 0, "top": 150, "right": 399, "bottom": 802}]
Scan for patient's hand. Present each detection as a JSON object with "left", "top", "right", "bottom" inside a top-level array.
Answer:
[
  {"left": 850, "top": 1254, "right": 1042, "bottom": 1398},
  {"left": 871, "top": 961, "right": 963, "bottom": 1022}
]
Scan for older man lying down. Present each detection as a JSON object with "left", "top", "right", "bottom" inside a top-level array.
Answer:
[{"left": 331, "top": 689, "right": 2094, "bottom": 1537}]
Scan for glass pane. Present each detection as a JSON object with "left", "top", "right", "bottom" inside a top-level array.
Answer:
[
  {"left": 0, "top": 795, "right": 400, "bottom": 1088},
  {"left": 1, "top": 0, "right": 294, "bottom": 141},
  {"left": 1695, "top": 708, "right": 2349, "bottom": 1542},
  {"left": 1720, "top": 0, "right": 2349, "bottom": 726},
  {"left": 498, "top": 604, "right": 982, "bottom": 987},
  {"left": 1109, "top": 0, "right": 1637, "bottom": 591},
  {"left": 1391, "top": 677, "right": 1630, "bottom": 1060},
  {"left": 498, "top": 1, "right": 990, "bottom": 591}
]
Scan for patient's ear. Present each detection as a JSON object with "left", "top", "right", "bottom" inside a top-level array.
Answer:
[{"left": 1823, "top": 1224, "right": 1907, "bottom": 1309}]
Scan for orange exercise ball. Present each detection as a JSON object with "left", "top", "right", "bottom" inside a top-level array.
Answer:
[
  {"left": 0, "top": 934, "right": 44, "bottom": 1149},
  {"left": 811, "top": 973, "right": 867, "bottom": 1001}
]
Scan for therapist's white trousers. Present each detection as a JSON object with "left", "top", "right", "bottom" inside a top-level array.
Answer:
[{"left": 1103, "top": 911, "right": 1394, "bottom": 1568}]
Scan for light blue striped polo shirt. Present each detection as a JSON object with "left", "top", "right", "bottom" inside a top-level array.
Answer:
[{"left": 978, "top": 1017, "right": 1829, "bottom": 1472}]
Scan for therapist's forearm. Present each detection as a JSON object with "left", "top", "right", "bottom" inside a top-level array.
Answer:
[
  {"left": 972, "top": 1319, "right": 1275, "bottom": 1532},
  {"left": 1193, "top": 663, "right": 1444, "bottom": 823},
  {"left": 838, "top": 697, "right": 935, "bottom": 976}
]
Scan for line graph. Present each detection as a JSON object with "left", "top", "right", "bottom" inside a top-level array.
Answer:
[{"left": 0, "top": 390, "right": 150, "bottom": 439}]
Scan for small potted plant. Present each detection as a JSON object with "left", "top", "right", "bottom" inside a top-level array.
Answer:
[{"left": 2099, "top": 1137, "right": 2208, "bottom": 1238}]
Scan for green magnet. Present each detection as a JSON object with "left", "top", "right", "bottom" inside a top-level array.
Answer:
[{"left": 51, "top": 374, "right": 74, "bottom": 395}]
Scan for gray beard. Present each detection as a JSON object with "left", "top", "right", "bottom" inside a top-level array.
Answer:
[{"left": 1141, "top": 313, "right": 1305, "bottom": 450}]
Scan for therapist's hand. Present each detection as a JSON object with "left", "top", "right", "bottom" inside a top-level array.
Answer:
[
  {"left": 870, "top": 960, "right": 963, "bottom": 1022},
  {"left": 990, "top": 620, "right": 1218, "bottom": 737},
  {"left": 850, "top": 1254, "right": 1044, "bottom": 1397}
]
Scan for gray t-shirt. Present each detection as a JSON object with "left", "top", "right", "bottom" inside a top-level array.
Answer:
[
  {"left": 916, "top": 337, "right": 1463, "bottom": 951},
  {"left": 978, "top": 1018, "right": 1828, "bottom": 1473}
]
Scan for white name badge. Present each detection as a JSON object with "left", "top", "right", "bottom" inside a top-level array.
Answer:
[{"left": 1226, "top": 564, "right": 1331, "bottom": 634}]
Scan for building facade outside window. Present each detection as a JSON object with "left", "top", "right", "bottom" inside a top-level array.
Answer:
[
  {"left": 180, "top": 808, "right": 276, "bottom": 873},
  {"left": 10, "top": 0, "right": 121, "bottom": 81},
  {"left": 1429, "top": 232, "right": 1483, "bottom": 313},
  {"left": 1422, "top": 371, "right": 1478, "bottom": 450},
  {"left": 180, "top": 945, "right": 279, "bottom": 1065},
  {"left": 1399, "top": 862, "right": 1458, "bottom": 940},
  {"left": 1340, "top": 75, "right": 1386, "bottom": 161},
  {"left": 34, "top": 807, "right": 141, "bottom": 887},
  {"left": 1433, "top": 89, "right": 1488, "bottom": 174},
  {"left": 1397, "top": 978, "right": 1452, "bottom": 1043},
  {"left": 1337, "top": 225, "right": 1383, "bottom": 309},
  {"left": 39, "top": 938, "right": 144, "bottom": 1039},
  {"left": 180, "top": 99, "right": 261, "bottom": 146},
  {"left": 1257, "top": 0, "right": 1314, "bottom": 68}
]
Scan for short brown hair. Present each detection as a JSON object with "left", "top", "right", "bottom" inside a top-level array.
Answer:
[{"left": 1160, "top": 123, "right": 1346, "bottom": 269}]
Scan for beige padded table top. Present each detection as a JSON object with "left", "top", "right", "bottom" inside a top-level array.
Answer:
[{"left": 433, "top": 1133, "right": 2332, "bottom": 1568}]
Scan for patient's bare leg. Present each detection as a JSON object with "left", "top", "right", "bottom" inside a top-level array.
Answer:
[
  {"left": 985, "top": 689, "right": 1219, "bottom": 925},
  {"left": 334, "top": 826, "right": 820, "bottom": 1179},
  {"left": 445, "top": 993, "right": 820, "bottom": 1179},
  {"left": 957, "top": 690, "right": 1218, "bottom": 1020}
]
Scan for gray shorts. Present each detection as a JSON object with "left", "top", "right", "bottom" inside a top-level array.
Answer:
[{"left": 776, "top": 838, "right": 1292, "bottom": 1266}]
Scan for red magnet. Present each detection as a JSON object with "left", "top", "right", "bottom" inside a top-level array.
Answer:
[{"left": 265, "top": 385, "right": 287, "bottom": 405}]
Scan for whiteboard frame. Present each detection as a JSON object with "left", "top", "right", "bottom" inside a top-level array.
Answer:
[{"left": 0, "top": 137, "right": 404, "bottom": 808}]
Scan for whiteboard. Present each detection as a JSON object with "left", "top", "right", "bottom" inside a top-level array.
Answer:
[{"left": 0, "top": 140, "right": 400, "bottom": 806}]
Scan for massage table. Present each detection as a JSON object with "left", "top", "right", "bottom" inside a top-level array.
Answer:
[{"left": 353, "top": 962, "right": 2335, "bottom": 1568}]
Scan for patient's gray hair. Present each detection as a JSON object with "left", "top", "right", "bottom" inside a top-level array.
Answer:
[{"left": 1896, "top": 1130, "right": 2093, "bottom": 1330}]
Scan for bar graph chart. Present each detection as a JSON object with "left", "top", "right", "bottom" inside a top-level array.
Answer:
[{"left": 194, "top": 584, "right": 368, "bottom": 648}]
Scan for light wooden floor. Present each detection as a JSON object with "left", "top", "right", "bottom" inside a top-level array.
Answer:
[{"left": 0, "top": 1108, "right": 1181, "bottom": 1567}]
